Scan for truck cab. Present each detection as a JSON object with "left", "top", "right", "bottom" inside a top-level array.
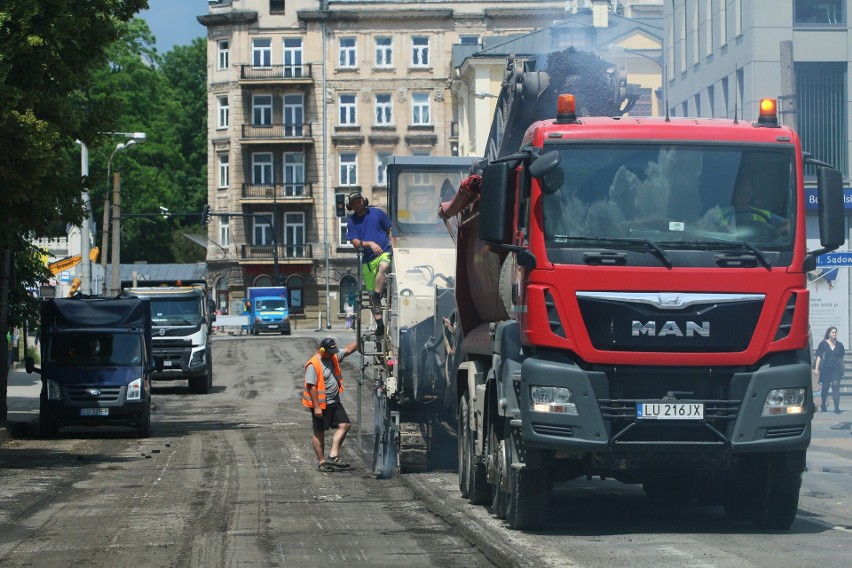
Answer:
[
  {"left": 26, "top": 296, "right": 154, "bottom": 438},
  {"left": 125, "top": 286, "right": 214, "bottom": 394}
]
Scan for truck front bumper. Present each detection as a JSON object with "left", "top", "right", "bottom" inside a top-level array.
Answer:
[
  {"left": 153, "top": 345, "right": 208, "bottom": 379},
  {"left": 516, "top": 357, "right": 812, "bottom": 455},
  {"left": 41, "top": 397, "right": 149, "bottom": 428}
]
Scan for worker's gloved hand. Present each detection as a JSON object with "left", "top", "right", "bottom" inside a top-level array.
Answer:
[{"left": 460, "top": 174, "right": 482, "bottom": 193}]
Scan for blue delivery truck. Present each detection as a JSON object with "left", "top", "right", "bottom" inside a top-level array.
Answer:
[
  {"left": 245, "top": 286, "right": 290, "bottom": 335},
  {"left": 25, "top": 296, "right": 154, "bottom": 438}
]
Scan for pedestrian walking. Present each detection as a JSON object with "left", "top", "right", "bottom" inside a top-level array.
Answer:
[
  {"left": 814, "top": 326, "right": 845, "bottom": 414},
  {"left": 303, "top": 338, "right": 353, "bottom": 471},
  {"left": 344, "top": 302, "right": 354, "bottom": 330}
]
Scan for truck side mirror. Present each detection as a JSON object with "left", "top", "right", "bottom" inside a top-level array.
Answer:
[
  {"left": 817, "top": 166, "right": 845, "bottom": 250},
  {"left": 25, "top": 356, "right": 40, "bottom": 375},
  {"left": 480, "top": 162, "right": 513, "bottom": 245}
]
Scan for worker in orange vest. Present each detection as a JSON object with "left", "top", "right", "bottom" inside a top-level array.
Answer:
[{"left": 303, "top": 338, "right": 353, "bottom": 471}]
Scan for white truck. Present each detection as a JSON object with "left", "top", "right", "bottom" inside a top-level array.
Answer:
[{"left": 125, "top": 285, "right": 215, "bottom": 394}]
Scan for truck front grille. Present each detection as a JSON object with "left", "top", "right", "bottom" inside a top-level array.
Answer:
[{"left": 68, "top": 386, "right": 122, "bottom": 402}]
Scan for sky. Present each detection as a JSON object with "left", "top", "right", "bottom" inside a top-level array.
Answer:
[{"left": 139, "top": 0, "right": 207, "bottom": 54}]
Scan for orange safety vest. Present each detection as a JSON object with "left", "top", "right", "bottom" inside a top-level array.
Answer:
[{"left": 302, "top": 354, "right": 343, "bottom": 409}]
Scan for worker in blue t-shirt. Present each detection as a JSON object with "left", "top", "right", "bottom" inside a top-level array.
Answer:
[{"left": 345, "top": 191, "right": 392, "bottom": 338}]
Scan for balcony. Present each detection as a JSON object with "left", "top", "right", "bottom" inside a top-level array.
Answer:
[
  {"left": 241, "top": 183, "right": 314, "bottom": 204},
  {"left": 240, "top": 64, "right": 313, "bottom": 84},
  {"left": 241, "top": 123, "right": 313, "bottom": 143},
  {"left": 240, "top": 243, "right": 313, "bottom": 263}
]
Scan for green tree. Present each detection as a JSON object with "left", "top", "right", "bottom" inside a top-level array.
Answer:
[{"left": 0, "top": 0, "right": 149, "bottom": 420}]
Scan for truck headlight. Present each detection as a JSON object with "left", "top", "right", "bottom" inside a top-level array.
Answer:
[
  {"left": 46, "top": 379, "right": 62, "bottom": 401},
  {"left": 530, "top": 386, "right": 578, "bottom": 415},
  {"left": 762, "top": 388, "right": 806, "bottom": 416},
  {"left": 127, "top": 378, "right": 143, "bottom": 401}
]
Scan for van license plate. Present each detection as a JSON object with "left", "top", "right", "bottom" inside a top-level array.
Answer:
[
  {"left": 636, "top": 403, "right": 703, "bottom": 420},
  {"left": 268, "top": 325, "right": 278, "bottom": 329},
  {"left": 80, "top": 408, "right": 109, "bottom": 417},
  {"left": 163, "top": 360, "right": 172, "bottom": 367}
]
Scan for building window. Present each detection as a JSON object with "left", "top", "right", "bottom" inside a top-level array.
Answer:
[
  {"left": 375, "top": 93, "right": 393, "bottom": 126},
  {"left": 720, "top": 0, "right": 728, "bottom": 45},
  {"left": 376, "top": 152, "right": 390, "bottom": 185},
  {"left": 459, "top": 35, "right": 479, "bottom": 45},
  {"left": 253, "top": 216, "right": 273, "bottom": 246},
  {"left": 252, "top": 152, "right": 273, "bottom": 184},
  {"left": 253, "top": 94, "right": 273, "bottom": 126},
  {"left": 287, "top": 275, "right": 304, "bottom": 312},
  {"left": 340, "top": 153, "right": 357, "bottom": 186},
  {"left": 411, "top": 36, "right": 429, "bottom": 67},
  {"left": 284, "top": 212, "right": 305, "bottom": 258},
  {"left": 217, "top": 40, "right": 229, "bottom": 70},
  {"left": 218, "top": 153, "right": 229, "bottom": 188},
  {"left": 375, "top": 36, "right": 393, "bottom": 67},
  {"left": 339, "top": 37, "right": 357, "bottom": 68},
  {"left": 283, "top": 93, "right": 304, "bottom": 136},
  {"left": 270, "top": 0, "right": 285, "bottom": 14},
  {"left": 283, "top": 37, "right": 303, "bottom": 77},
  {"left": 253, "top": 38, "right": 272, "bottom": 67},
  {"left": 795, "top": 0, "right": 844, "bottom": 24},
  {"left": 283, "top": 152, "right": 305, "bottom": 196},
  {"left": 339, "top": 94, "right": 357, "bottom": 126},
  {"left": 338, "top": 217, "right": 350, "bottom": 246},
  {"left": 217, "top": 96, "right": 229, "bottom": 129},
  {"left": 411, "top": 92, "right": 430, "bottom": 125},
  {"left": 219, "top": 215, "right": 230, "bottom": 247},
  {"left": 630, "top": 88, "right": 653, "bottom": 117},
  {"left": 340, "top": 274, "right": 358, "bottom": 312},
  {"left": 796, "top": 62, "right": 848, "bottom": 178}
]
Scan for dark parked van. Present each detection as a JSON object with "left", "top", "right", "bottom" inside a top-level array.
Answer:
[{"left": 26, "top": 296, "right": 154, "bottom": 438}]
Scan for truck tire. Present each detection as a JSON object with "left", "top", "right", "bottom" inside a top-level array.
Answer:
[
  {"left": 723, "top": 453, "right": 802, "bottom": 529},
  {"left": 39, "top": 412, "right": 58, "bottom": 439},
  {"left": 489, "top": 414, "right": 510, "bottom": 519},
  {"left": 458, "top": 393, "right": 489, "bottom": 504},
  {"left": 506, "top": 464, "right": 549, "bottom": 530},
  {"left": 371, "top": 389, "right": 397, "bottom": 479},
  {"left": 190, "top": 355, "right": 213, "bottom": 394},
  {"left": 136, "top": 402, "right": 151, "bottom": 438}
]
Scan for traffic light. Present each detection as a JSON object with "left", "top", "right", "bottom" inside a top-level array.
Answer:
[
  {"left": 335, "top": 193, "right": 347, "bottom": 217},
  {"left": 200, "top": 204, "right": 211, "bottom": 226},
  {"left": 68, "top": 277, "right": 82, "bottom": 296}
]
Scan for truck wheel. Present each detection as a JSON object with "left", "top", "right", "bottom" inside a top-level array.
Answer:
[
  {"left": 489, "top": 415, "right": 510, "bottom": 520},
  {"left": 754, "top": 453, "right": 802, "bottom": 529},
  {"left": 506, "top": 465, "right": 549, "bottom": 530},
  {"left": 371, "top": 389, "right": 397, "bottom": 479},
  {"left": 39, "top": 412, "right": 58, "bottom": 439},
  {"left": 458, "top": 393, "right": 489, "bottom": 504},
  {"left": 136, "top": 402, "right": 151, "bottom": 438}
]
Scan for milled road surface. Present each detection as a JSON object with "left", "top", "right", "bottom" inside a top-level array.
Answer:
[{"left": 0, "top": 335, "right": 492, "bottom": 567}]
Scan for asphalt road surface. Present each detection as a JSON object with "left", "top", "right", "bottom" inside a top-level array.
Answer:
[{"left": 2, "top": 333, "right": 851, "bottom": 567}]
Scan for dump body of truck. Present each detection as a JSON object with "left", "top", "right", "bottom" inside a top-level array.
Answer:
[
  {"left": 246, "top": 286, "right": 290, "bottom": 335},
  {"left": 31, "top": 296, "right": 154, "bottom": 437},
  {"left": 125, "top": 286, "right": 214, "bottom": 394}
]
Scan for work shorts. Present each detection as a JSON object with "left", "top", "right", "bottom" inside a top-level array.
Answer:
[
  {"left": 310, "top": 402, "right": 350, "bottom": 433},
  {"left": 362, "top": 252, "right": 392, "bottom": 291}
]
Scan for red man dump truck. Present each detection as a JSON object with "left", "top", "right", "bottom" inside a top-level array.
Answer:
[{"left": 446, "top": 60, "right": 845, "bottom": 530}]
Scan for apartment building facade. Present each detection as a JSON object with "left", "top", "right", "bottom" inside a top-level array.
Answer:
[{"left": 198, "top": 0, "right": 565, "bottom": 324}]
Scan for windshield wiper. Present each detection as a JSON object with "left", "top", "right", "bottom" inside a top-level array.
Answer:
[
  {"left": 552, "top": 236, "right": 673, "bottom": 268},
  {"left": 682, "top": 239, "right": 771, "bottom": 270}
]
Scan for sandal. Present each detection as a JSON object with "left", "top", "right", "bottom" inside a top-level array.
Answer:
[{"left": 326, "top": 455, "right": 350, "bottom": 468}]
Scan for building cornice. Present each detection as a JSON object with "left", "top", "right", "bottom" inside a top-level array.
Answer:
[{"left": 197, "top": 10, "right": 258, "bottom": 28}]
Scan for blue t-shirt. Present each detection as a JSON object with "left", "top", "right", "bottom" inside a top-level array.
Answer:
[{"left": 346, "top": 208, "right": 392, "bottom": 262}]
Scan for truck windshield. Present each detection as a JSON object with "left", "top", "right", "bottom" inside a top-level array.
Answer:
[
  {"left": 149, "top": 297, "right": 203, "bottom": 325},
  {"left": 47, "top": 332, "right": 143, "bottom": 367},
  {"left": 540, "top": 143, "right": 796, "bottom": 251},
  {"left": 393, "top": 168, "right": 468, "bottom": 240},
  {"left": 256, "top": 299, "right": 287, "bottom": 311}
]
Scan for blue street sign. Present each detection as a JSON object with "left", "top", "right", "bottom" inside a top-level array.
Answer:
[
  {"left": 805, "top": 187, "right": 852, "bottom": 210},
  {"left": 816, "top": 252, "right": 852, "bottom": 268},
  {"left": 59, "top": 271, "right": 70, "bottom": 282}
]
